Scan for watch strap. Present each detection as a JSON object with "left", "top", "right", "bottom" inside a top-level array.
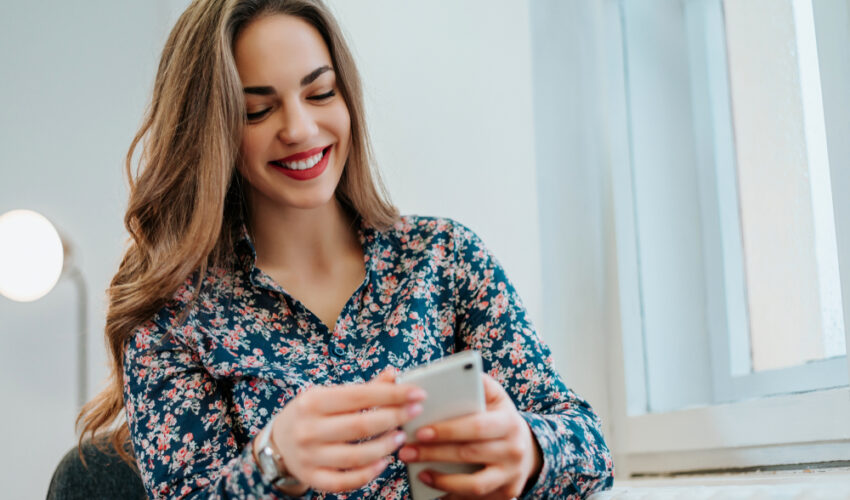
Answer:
[{"left": 256, "top": 420, "right": 301, "bottom": 488}]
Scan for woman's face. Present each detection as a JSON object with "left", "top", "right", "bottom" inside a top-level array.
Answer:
[{"left": 234, "top": 14, "right": 351, "bottom": 212}]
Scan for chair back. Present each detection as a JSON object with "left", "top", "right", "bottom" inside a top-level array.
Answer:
[{"left": 46, "top": 438, "right": 146, "bottom": 500}]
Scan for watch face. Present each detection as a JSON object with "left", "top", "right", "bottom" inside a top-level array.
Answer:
[
  {"left": 258, "top": 447, "right": 280, "bottom": 481},
  {"left": 256, "top": 423, "right": 298, "bottom": 485}
]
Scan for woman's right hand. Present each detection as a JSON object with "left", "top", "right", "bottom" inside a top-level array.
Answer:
[{"left": 267, "top": 370, "right": 426, "bottom": 494}]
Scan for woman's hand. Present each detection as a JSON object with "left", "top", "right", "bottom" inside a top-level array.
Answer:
[
  {"left": 398, "top": 374, "right": 543, "bottom": 499},
  {"left": 265, "top": 370, "right": 426, "bottom": 494}
]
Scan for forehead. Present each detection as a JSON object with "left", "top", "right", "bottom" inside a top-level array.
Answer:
[{"left": 234, "top": 14, "right": 332, "bottom": 88}]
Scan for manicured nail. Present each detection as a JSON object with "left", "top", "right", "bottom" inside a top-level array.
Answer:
[
  {"left": 419, "top": 470, "right": 434, "bottom": 486},
  {"left": 394, "top": 431, "right": 407, "bottom": 446},
  {"left": 416, "top": 427, "right": 436, "bottom": 441},
  {"left": 398, "top": 446, "right": 418, "bottom": 461},
  {"left": 407, "top": 388, "right": 427, "bottom": 401},
  {"left": 405, "top": 403, "right": 423, "bottom": 417}
]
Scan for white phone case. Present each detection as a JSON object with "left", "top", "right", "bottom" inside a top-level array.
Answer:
[{"left": 395, "top": 350, "right": 486, "bottom": 500}]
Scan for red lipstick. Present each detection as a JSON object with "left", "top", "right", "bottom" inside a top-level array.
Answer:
[
  {"left": 269, "top": 145, "right": 332, "bottom": 181},
  {"left": 275, "top": 145, "right": 327, "bottom": 164}
]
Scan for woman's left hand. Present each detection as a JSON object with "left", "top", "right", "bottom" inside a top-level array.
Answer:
[{"left": 398, "top": 373, "right": 543, "bottom": 499}]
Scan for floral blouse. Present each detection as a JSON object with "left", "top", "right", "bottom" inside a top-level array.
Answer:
[{"left": 123, "top": 215, "right": 614, "bottom": 499}]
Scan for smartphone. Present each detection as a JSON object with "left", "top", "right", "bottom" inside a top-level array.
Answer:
[{"left": 395, "top": 350, "right": 486, "bottom": 500}]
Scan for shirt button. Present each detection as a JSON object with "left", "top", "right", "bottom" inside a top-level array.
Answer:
[{"left": 333, "top": 346, "right": 346, "bottom": 357}]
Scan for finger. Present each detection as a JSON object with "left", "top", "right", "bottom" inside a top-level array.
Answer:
[
  {"left": 373, "top": 367, "right": 398, "bottom": 383},
  {"left": 400, "top": 439, "right": 514, "bottom": 465},
  {"left": 426, "top": 465, "right": 508, "bottom": 498},
  {"left": 442, "top": 494, "right": 513, "bottom": 500},
  {"left": 311, "top": 403, "right": 423, "bottom": 442},
  {"left": 481, "top": 374, "right": 509, "bottom": 405},
  {"left": 308, "top": 382, "right": 426, "bottom": 415},
  {"left": 307, "top": 430, "right": 406, "bottom": 469},
  {"left": 415, "top": 411, "right": 515, "bottom": 443},
  {"left": 440, "top": 495, "right": 503, "bottom": 500},
  {"left": 307, "top": 457, "right": 390, "bottom": 493}
]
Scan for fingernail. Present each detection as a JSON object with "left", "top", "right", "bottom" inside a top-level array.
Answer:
[
  {"left": 407, "top": 388, "right": 427, "bottom": 401},
  {"left": 398, "top": 446, "right": 417, "bottom": 461},
  {"left": 394, "top": 431, "right": 407, "bottom": 446},
  {"left": 375, "top": 458, "right": 389, "bottom": 471},
  {"left": 405, "top": 403, "right": 423, "bottom": 418},
  {"left": 416, "top": 427, "right": 435, "bottom": 441},
  {"left": 419, "top": 470, "right": 434, "bottom": 486}
]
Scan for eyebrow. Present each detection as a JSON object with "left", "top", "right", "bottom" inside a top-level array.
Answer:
[{"left": 243, "top": 65, "right": 333, "bottom": 96}]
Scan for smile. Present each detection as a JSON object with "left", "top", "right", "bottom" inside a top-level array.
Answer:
[{"left": 269, "top": 145, "right": 332, "bottom": 181}]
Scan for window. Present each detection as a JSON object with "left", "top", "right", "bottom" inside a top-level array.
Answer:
[{"left": 606, "top": 0, "right": 850, "bottom": 475}]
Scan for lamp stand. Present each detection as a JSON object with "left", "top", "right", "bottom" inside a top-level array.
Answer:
[{"left": 65, "top": 265, "right": 88, "bottom": 409}]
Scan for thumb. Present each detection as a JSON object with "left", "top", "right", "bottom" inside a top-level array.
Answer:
[
  {"left": 373, "top": 367, "right": 398, "bottom": 384},
  {"left": 481, "top": 373, "right": 508, "bottom": 405}
]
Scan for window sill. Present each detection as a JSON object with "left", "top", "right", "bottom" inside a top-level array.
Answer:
[
  {"left": 590, "top": 468, "right": 850, "bottom": 499},
  {"left": 616, "top": 387, "right": 850, "bottom": 476}
]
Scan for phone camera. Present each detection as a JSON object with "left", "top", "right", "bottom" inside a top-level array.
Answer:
[{"left": 463, "top": 363, "right": 473, "bottom": 370}]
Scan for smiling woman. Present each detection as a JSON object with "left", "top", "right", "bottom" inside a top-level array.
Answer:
[
  {"left": 236, "top": 15, "right": 350, "bottom": 207},
  {"left": 74, "top": 1, "right": 614, "bottom": 499}
]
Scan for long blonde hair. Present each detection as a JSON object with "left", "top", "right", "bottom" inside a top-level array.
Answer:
[{"left": 77, "top": 0, "right": 398, "bottom": 464}]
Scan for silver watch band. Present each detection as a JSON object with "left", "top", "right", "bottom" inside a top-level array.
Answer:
[{"left": 255, "top": 420, "right": 301, "bottom": 488}]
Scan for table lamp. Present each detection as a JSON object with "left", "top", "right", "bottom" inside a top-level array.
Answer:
[{"left": 0, "top": 209, "right": 88, "bottom": 408}]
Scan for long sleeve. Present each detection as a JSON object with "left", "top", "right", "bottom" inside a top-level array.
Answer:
[
  {"left": 451, "top": 222, "right": 615, "bottom": 499},
  {"left": 122, "top": 312, "right": 303, "bottom": 500}
]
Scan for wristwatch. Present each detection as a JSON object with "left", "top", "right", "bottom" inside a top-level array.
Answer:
[{"left": 255, "top": 420, "right": 301, "bottom": 489}]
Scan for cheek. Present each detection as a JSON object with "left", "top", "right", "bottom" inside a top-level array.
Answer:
[
  {"left": 238, "top": 134, "right": 263, "bottom": 180},
  {"left": 239, "top": 130, "right": 275, "bottom": 179},
  {"left": 331, "top": 103, "right": 352, "bottom": 143},
  {"left": 336, "top": 111, "right": 352, "bottom": 161},
  {"left": 240, "top": 133, "right": 261, "bottom": 162}
]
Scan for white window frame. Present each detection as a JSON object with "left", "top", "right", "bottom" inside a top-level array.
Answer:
[
  {"left": 604, "top": 0, "right": 850, "bottom": 477},
  {"left": 689, "top": 0, "right": 848, "bottom": 403}
]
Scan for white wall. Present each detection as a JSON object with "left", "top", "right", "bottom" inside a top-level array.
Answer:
[
  {"left": 528, "top": 0, "right": 613, "bottom": 434},
  {"left": 325, "top": 0, "right": 543, "bottom": 325},
  {"left": 0, "top": 2, "right": 175, "bottom": 498},
  {"left": 0, "top": 1, "right": 549, "bottom": 497}
]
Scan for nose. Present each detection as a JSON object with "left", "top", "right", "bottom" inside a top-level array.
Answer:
[{"left": 276, "top": 100, "right": 319, "bottom": 145}]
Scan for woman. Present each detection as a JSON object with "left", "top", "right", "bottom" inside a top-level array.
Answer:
[{"left": 77, "top": 0, "right": 614, "bottom": 498}]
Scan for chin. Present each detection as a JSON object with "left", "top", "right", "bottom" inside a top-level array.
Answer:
[
  {"left": 279, "top": 189, "right": 338, "bottom": 211},
  {"left": 245, "top": 164, "right": 345, "bottom": 213},
  {"left": 281, "top": 170, "right": 345, "bottom": 211}
]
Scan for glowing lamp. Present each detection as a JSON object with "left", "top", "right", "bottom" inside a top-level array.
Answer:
[
  {"left": 0, "top": 209, "right": 89, "bottom": 407},
  {"left": 0, "top": 209, "right": 65, "bottom": 302}
]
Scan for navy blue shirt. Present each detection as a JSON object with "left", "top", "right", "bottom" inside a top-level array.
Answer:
[{"left": 123, "top": 215, "right": 614, "bottom": 499}]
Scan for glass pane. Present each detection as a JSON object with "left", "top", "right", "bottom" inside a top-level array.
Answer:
[
  {"left": 618, "top": 0, "right": 848, "bottom": 412},
  {"left": 723, "top": 0, "right": 846, "bottom": 372}
]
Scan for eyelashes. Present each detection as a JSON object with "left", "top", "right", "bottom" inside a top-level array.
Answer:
[
  {"left": 246, "top": 90, "right": 337, "bottom": 121},
  {"left": 247, "top": 109, "right": 270, "bottom": 120},
  {"left": 307, "top": 89, "right": 336, "bottom": 101}
]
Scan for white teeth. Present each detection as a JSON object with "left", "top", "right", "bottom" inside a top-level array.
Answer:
[{"left": 281, "top": 150, "right": 324, "bottom": 170}]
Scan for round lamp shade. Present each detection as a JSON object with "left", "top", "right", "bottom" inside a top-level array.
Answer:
[{"left": 0, "top": 209, "right": 65, "bottom": 302}]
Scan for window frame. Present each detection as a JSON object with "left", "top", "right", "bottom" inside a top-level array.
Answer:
[
  {"left": 604, "top": 0, "right": 850, "bottom": 477},
  {"left": 688, "top": 0, "right": 849, "bottom": 402}
]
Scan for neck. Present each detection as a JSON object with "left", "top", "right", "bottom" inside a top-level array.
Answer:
[{"left": 247, "top": 196, "right": 361, "bottom": 275}]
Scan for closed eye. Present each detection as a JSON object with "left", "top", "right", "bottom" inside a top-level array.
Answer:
[
  {"left": 307, "top": 90, "right": 336, "bottom": 101},
  {"left": 246, "top": 109, "right": 270, "bottom": 121}
]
